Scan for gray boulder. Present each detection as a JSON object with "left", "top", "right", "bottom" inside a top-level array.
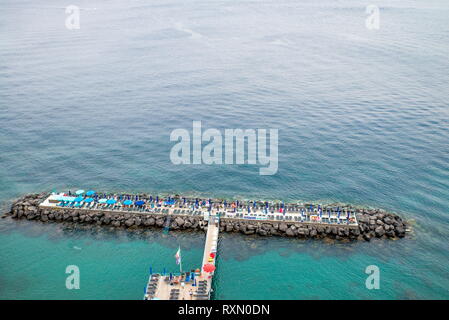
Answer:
[
  {"left": 175, "top": 217, "right": 185, "bottom": 226},
  {"left": 125, "top": 219, "right": 134, "bottom": 227},
  {"left": 363, "top": 233, "right": 372, "bottom": 241},
  {"left": 146, "top": 217, "right": 155, "bottom": 226},
  {"left": 375, "top": 226, "right": 385, "bottom": 237},
  {"left": 247, "top": 224, "right": 256, "bottom": 230},
  {"left": 184, "top": 221, "right": 192, "bottom": 228},
  {"left": 395, "top": 226, "right": 405, "bottom": 237},
  {"left": 286, "top": 228, "right": 295, "bottom": 237},
  {"left": 279, "top": 223, "right": 288, "bottom": 232}
]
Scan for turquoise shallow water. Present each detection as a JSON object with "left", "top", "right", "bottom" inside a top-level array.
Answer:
[{"left": 1, "top": 0, "right": 449, "bottom": 299}]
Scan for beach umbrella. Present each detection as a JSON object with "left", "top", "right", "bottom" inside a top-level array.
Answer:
[
  {"left": 86, "top": 190, "right": 95, "bottom": 196},
  {"left": 203, "top": 264, "right": 215, "bottom": 273},
  {"left": 74, "top": 196, "right": 84, "bottom": 202},
  {"left": 106, "top": 199, "right": 116, "bottom": 205},
  {"left": 209, "top": 253, "right": 215, "bottom": 258},
  {"left": 135, "top": 200, "right": 145, "bottom": 206},
  {"left": 123, "top": 200, "right": 133, "bottom": 205},
  {"left": 75, "top": 190, "right": 85, "bottom": 195},
  {"left": 84, "top": 198, "right": 93, "bottom": 203},
  {"left": 98, "top": 198, "right": 107, "bottom": 204}
]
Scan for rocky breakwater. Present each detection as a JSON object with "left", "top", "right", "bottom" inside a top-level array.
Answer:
[
  {"left": 4, "top": 193, "right": 409, "bottom": 241},
  {"left": 4, "top": 193, "right": 206, "bottom": 232},
  {"left": 219, "top": 208, "right": 408, "bottom": 241}
]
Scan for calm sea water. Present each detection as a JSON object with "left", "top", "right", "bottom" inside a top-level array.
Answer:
[{"left": 1, "top": 0, "right": 448, "bottom": 299}]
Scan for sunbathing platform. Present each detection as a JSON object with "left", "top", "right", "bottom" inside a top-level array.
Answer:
[{"left": 39, "top": 192, "right": 358, "bottom": 227}]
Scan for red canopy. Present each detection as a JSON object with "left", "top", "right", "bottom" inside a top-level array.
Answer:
[{"left": 203, "top": 264, "right": 216, "bottom": 273}]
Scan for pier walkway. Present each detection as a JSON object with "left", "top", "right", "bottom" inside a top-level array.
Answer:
[
  {"left": 200, "top": 214, "right": 219, "bottom": 297},
  {"left": 144, "top": 213, "right": 220, "bottom": 301}
]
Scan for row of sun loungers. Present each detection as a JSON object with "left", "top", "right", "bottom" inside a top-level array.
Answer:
[
  {"left": 194, "top": 280, "right": 209, "bottom": 299},
  {"left": 225, "top": 212, "right": 356, "bottom": 225},
  {"left": 53, "top": 195, "right": 357, "bottom": 225},
  {"left": 169, "top": 288, "right": 180, "bottom": 300},
  {"left": 144, "top": 274, "right": 160, "bottom": 300},
  {"left": 56, "top": 200, "right": 357, "bottom": 225},
  {"left": 56, "top": 192, "right": 356, "bottom": 212},
  {"left": 55, "top": 196, "right": 356, "bottom": 214}
]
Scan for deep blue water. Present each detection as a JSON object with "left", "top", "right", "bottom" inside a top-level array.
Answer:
[{"left": 0, "top": 0, "right": 448, "bottom": 299}]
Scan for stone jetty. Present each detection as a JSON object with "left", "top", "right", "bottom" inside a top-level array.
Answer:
[{"left": 3, "top": 192, "right": 408, "bottom": 241}]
